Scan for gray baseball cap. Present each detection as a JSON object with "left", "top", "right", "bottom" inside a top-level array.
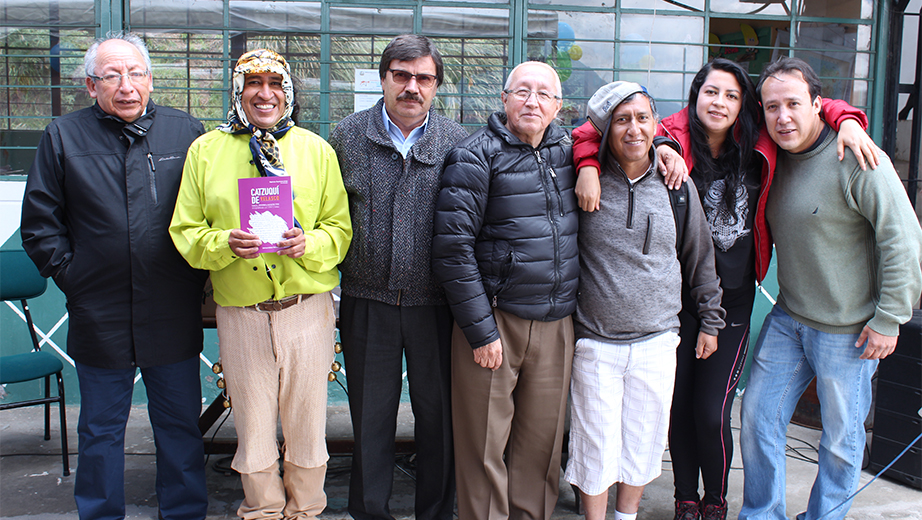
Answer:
[{"left": 587, "top": 81, "right": 649, "bottom": 134}]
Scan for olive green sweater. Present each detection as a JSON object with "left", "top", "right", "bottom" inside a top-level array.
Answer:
[{"left": 766, "top": 130, "right": 922, "bottom": 336}]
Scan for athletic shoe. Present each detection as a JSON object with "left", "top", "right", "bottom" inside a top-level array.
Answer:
[
  {"left": 701, "top": 501, "right": 728, "bottom": 520},
  {"left": 675, "top": 500, "right": 700, "bottom": 520}
]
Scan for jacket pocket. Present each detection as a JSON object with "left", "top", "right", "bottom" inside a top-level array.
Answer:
[
  {"left": 52, "top": 262, "right": 72, "bottom": 295},
  {"left": 147, "top": 153, "right": 158, "bottom": 205},
  {"left": 487, "top": 242, "right": 517, "bottom": 306},
  {"left": 643, "top": 214, "right": 655, "bottom": 255}
]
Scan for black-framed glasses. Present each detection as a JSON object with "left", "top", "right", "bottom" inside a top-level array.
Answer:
[
  {"left": 503, "top": 88, "right": 561, "bottom": 105},
  {"left": 388, "top": 69, "right": 438, "bottom": 88},
  {"left": 88, "top": 71, "right": 150, "bottom": 86}
]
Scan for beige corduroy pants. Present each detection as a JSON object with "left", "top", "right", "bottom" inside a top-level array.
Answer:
[{"left": 216, "top": 292, "right": 335, "bottom": 519}]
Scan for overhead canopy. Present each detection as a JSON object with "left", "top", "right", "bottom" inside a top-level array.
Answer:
[{"left": 1, "top": 0, "right": 558, "bottom": 39}]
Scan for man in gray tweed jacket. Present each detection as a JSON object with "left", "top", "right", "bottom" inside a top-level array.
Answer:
[{"left": 328, "top": 34, "right": 467, "bottom": 520}]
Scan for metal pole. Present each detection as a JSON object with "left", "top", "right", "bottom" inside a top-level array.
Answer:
[{"left": 907, "top": 8, "right": 921, "bottom": 208}]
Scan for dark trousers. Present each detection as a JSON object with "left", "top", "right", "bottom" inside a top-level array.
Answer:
[
  {"left": 74, "top": 357, "right": 207, "bottom": 520},
  {"left": 670, "top": 284, "right": 755, "bottom": 506},
  {"left": 340, "top": 296, "right": 455, "bottom": 520}
]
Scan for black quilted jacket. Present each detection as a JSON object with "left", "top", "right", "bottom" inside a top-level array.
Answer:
[{"left": 432, "top": 111, "right": 579, "bottom": 349}]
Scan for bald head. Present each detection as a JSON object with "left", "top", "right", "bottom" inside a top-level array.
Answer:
[{"left": 501, "top": 61, "right": 563, "bottom": 148}]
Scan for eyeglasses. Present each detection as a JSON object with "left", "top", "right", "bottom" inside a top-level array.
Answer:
[
  {"left": 88, "top": 71, "right": 150, "bottom": 86},
  {"left": 503, "top": 88, "right": 561, "bottom": 105},
  {"left": 388, "top": 69, "right": 438, "bottom": 88}
]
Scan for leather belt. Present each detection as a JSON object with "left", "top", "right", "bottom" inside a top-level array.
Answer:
[{"left": 248, "top": 294, "right": 304, "bottom": 312}]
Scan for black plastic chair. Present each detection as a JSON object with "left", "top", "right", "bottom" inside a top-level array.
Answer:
[{"left": 0, "top": 249, "right": 69, "bottom": 476}]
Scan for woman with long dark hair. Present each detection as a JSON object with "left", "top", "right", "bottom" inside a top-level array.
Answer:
[{"left": 570, "top": 58, "right": 877, "bottom": 520}]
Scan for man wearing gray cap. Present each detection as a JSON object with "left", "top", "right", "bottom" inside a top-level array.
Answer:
[{"left": 564, "top": 81, "right": 724, "bottom": 520}]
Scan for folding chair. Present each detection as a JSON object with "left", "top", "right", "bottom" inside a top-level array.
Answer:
[{"left": 0, "top": 249, "right": 69, "bottom": 476}]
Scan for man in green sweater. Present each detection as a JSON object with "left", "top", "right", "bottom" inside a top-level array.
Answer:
[{"left": 739, "top": 56, "right": 922, "bottom": 520}]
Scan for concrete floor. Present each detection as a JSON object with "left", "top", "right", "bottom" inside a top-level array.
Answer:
[{"left": 1, "top": 399, "right": 919, "bottom": 520}]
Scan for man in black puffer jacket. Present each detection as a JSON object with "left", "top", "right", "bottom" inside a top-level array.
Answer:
[{"left": 432, "top": 61, "right": 578, "bottom": 520}]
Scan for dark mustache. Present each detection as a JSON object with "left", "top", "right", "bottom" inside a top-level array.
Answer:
[{"left": 397, "top": 92, "right": 422, "bottom": 103}]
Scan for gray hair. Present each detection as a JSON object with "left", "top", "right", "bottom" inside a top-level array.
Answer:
[
  {"left": 503, "top": 61, "right": 562, "bottom": 97},
  {"left": 84, "top": 32, "right": 152, "bottom": 77}
]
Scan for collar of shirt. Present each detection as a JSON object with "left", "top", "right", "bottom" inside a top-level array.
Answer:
[{"left": 381, "top": 103, "right": 429, "bottom": 158}]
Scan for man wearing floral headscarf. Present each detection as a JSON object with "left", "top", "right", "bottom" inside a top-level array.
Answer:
[{"left": 170, "top": 49, "right": 352, "bottom": 520}]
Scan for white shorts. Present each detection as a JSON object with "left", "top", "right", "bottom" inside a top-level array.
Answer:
[{"left": 564, "top": 332, "right": 679, "bottom": 494}]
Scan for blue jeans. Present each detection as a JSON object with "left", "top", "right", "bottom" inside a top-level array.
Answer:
[
  {"left": 739, "top": 306, "right": 876, "bottom": 520},
  {"left": 75, "top": 357, "right": 207, "bottom": 520}
]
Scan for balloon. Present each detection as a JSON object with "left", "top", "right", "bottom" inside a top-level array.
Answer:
[
  {"left": 557, "top": 22, "right": 575, "bottom": 51},
  {"left": 569, "top": 45, "right": 583, "bottom": 61}
]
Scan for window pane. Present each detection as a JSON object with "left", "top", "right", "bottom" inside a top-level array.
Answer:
[
  {"left": 707, "top": 20, "right": 776, "bottom": 75},
  {"left": 1, "top": 28, "right": 94, "bottom": 174},
  {"left": 1, "top": 0, "right": 95, "bottom": 26},
  {"left": 709, "top": 0, "right": 792, "bottom": 16},
  {"left": 0, "top": 30, "right": 94, "bottom": 129},
  {"left": 774, "top": 24, "right": 870, "bottom": 105},
  {"left": 801, "top": 0, "right": 873, "bottom": 20},
  {"left": 130, "top": 0, "right": 225, "bottom": 29},
  {"left": 231, "top": 1, "right": 321, "bottom": 32},
  {"left": 617, "top": 71, "right": 691, "bottom": 116},
  {"left": 425, "top": 0, "right": 509, "bottom": 3},
  {"left": 330, "top": 7, "right": 412, "bottom": 34},
  {"left": 527, "top": 10, "right": 616, "bottom": 123},
  {"left": 620, "top": 14, "right": 704, "bottom": 46},
  {"left": 143, "top": 32, "right": 227, "bottom": 123},
  {"left": 528, "top": 0, "right": 614, "bottom": 8},
  {"left": 329, "top": 35, "right": 390, "bottom": 125},
  {"left": 422, "top": 7, "right": 509, "bottom": 37},
  {"left": 621, "top": 0, "right": 704, "bottom": 10},
  {"left": 434, "top": 38, "right": 508, "bottom": 127}
]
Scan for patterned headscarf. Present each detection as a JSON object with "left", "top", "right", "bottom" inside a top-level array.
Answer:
[{"left": 218, "top": 49, "right": 295, "bottom": 178}]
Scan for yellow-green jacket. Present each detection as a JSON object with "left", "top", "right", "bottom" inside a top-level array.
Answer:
[{"left": 170, "top": 127, "right": 352, "bottom": 307}]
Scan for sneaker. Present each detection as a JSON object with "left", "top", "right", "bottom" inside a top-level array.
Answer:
[
  {"left": 701, "top": 501, "right": 728, "bottom": 520},
  {"left": 674, "top": 500, "right": 700, "bottom": 520}
]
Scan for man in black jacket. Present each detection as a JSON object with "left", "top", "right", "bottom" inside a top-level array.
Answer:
[
  {"left": 329, "top": 35, "right": 467, "bottom": 520},
  {"left": 432, "top": 61, "right": 578, "bottom": 520},
  {"left": 20, "top": 33, "right": 208, "bottom": 520}
]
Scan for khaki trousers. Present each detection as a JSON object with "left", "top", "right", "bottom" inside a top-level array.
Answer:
[
  {"left": 216, "top": 293, "right": 335, "bottom": 519},
  {"left": 452, "top": 309, "right": 574, "bottom": 520},
  {"left": 238, "top": 461, "right": 327, "bottom": 520}
]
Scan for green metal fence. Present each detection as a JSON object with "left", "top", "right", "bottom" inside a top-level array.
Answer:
[{"left": 0, "top": 0, "right": 884, "bottom": 405}]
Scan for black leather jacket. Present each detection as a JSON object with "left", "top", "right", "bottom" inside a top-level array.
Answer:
[
  {"left": 20, "top": 102, "right": 208, "bottom": 369},
  {"left": 432, "top": 111, "right": 579, "bottom": 348}
]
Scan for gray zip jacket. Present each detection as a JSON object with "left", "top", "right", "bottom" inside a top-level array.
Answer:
[{"left": 575, "top": 148, "right": 724, "bottom": 343}]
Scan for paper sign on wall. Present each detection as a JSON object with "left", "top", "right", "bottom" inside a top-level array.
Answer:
[{"left": 355, "top": 69, "right": 383, "bottom": 113}]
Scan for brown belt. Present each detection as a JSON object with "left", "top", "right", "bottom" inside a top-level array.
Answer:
[{"left": 248, "top": 294, "right": 304, "bottom": 312}]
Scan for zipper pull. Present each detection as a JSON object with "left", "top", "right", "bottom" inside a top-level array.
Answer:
[
  {"left": 534, "top": 150, "right": 543, "bottom": 163},
  {"left": 492, "top": 295, "right": 498, "bottom": 308},
  {"left": 548, "top": 166, "right": 564, "bottom": 216},
  {"left": 147, "top": 153, "right": 156, "bottom": 172}
]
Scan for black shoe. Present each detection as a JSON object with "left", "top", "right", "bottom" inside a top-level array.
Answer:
[
  {"left": 701, "top": 501, "right": 728, "bottom": 520},
  {"left": 675, "top": 500, "right": 700, "bottom": 520}
]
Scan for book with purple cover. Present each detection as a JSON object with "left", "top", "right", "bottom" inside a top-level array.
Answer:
[{"left": 238, "top": 176, "right": 294, "bottom": 253}]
